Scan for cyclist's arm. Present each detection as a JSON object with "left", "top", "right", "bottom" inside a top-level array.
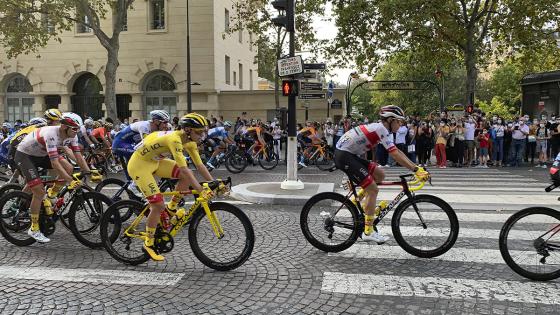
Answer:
[
  {"left": 50, "top": 158, "right": 74, "bottom": 182},
  {"left": 73, "top": 151, "right": 91, "bottom": 174},
  {"left": 389, "top": 149, "right": 416, "bottom": 171},
  {"left": 169, "top": 139, "right": 204, "bottom": 191},
  {"left": 184, "top": 142, "right": 213, "bottom": 181}
]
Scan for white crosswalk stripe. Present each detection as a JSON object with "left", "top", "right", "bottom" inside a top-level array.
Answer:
[{"left": 320, "top": 167, "right": 560, "bottom": 304}]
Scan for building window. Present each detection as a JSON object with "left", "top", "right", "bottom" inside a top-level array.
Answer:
[
  {"left": 249, "top": 70, "right": 253, "bottom": 90},
  {"left": 76, "top": 13, "right": 91, "bottom": 33},
  {"left": 238, "top": 28, "right": 243, "bottom": 43},
  {"left": 224, "top": 9, "right": 229, "bottom": 32},
  {"left": 143, "top": 72, "right": 177, "bottom": 118},
  {"left": 225, "top": 55, "right": 231, "bottom": 85},
  {"left": 233, "top": 71, "right": 237, "bottom": 87},
  {"left": 150, "top": 0, "right": 166, "bottom": 30},
  {"left": 42, "top": 12, "right": 55, "bottom": 34},
  {"left": 5, "top": 75, "right": 33, "bottom": 123},
  {"left": 239, "top": 64, "right": 243, "bottom": 89}
]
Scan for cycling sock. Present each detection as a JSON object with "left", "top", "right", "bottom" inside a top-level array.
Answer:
[
  {"left": 364, "top": 215, "right": 375, "bottom": 236},
  {"left": 145, "top": 227, "right": 156, "bottom": 247},
  {"left": 31, "top": 213, "right": 40, "bottom": 232}
]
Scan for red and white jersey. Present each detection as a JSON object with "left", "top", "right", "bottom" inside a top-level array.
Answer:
[
  {"left": 17, "top": 126, "right": 80, "bottom": 159},
  {"left": 336, "top": 123, "right": 396, "bottom": 155}
]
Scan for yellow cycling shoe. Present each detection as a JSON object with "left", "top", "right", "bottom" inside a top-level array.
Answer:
[{"left": 143, "top": 244, "right": 165, "bottom": 261}]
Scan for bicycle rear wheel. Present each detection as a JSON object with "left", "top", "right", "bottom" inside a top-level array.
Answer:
[
  {"left": 300, "top": 192, "right": 362, "bottom": 252},
  {"left": 188, "top": 202, "right": 254, "bottom": 271},
  {"left": 95, "top": 178, "right": 138, "bottom": 204},
  {"left": 392, "top": 194, "right": 459, "bottom": 258},
  {"left": 258, "top": 151, "right": 278, "bottom": 170},
  {"left": 100, "top": 199, "right": 150, "bottom": 265},
  {"left": 68, "top": 191, "right": 112, "bottom": 249},
  {"left": 316, "top": 150, "right": 335, "bottom": 171},
  {"left": 499, "top": 207, "right": 560, "bottom": 281},
  {"left": 225, "top": 151, "right": 247, "bottom": 173},
  {"left": 0, "top": 191, "right": 36, "bottom": 246}
]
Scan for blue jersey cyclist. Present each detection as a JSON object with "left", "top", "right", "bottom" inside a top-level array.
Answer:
[
  {"left": 112, "top": 110, "right": 171, "bottom": 178},
  {"left": 206, "top": 121, "right": 234, "bottom": 169}
]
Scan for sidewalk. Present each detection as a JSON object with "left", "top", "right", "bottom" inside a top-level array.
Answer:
[{"left": 231, "top": 182, "right": 334, "bottom": 205}]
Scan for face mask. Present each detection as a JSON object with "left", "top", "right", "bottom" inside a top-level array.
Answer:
[
  {"left": 542, "top": 116, "right": 547, "bottom": 120},
  {"left": 520, "top": 121, "right": 524, "bottom": 125},
  {"left": 540, "top": 123, "right": 545, "bottom": 127},
  {"left": 533, "top": 120, "right": 538, "bottom": 125},
  {"left": 553, "top": 117, "right": 556, "bottom": 120},
  {"left": 440, "top": 122, "right": 445, "bottom": 126},
  {"left": 451, "top": 120, "right": 456, "bottom": 123},
  {"left": 493, "top": 116, "right": 497, "bottom": 120},
  {"left": 483, "top": 131, "right": 487, "bottom": 134},
  {"left": 498, "top": 120, "right": 502, "bottom": 124},
  {"left": 468, "top": 119, "right": 473, "bottom": 123},
  {"left": 508, "top": 124, "right": 513, "bottom": 128}
]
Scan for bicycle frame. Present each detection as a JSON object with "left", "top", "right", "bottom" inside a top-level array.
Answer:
[{"left": 123, "top": 183, "right": 226, "bottom": 240}]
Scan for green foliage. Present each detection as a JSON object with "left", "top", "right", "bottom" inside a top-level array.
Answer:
[{"left": 477, "top": 97, "right": 517, "bottom": 120}]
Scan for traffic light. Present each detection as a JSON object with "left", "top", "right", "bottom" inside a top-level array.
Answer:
[
  {"left": 271, "top": 0, "right": 295, "bottom": 32},
  {"left": 466, "top": 104, "right": 474, "bottom": 114},
  {"left": 282, "top": 80, "right": 298, "bottom": 96}
]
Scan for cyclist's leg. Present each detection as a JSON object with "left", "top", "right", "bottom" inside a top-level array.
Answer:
[
  {"left": 154, "top": 159, "right": 198, "bottom": 210},
  {"left": 47, "top": 157, "right": 74, "bottom": 197},
  {"left": 127, "top": 157, "right": 164, "bottom": 260}
]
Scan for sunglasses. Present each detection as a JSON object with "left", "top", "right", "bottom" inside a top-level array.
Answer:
[{"left": 69, "top": 127, "right": 80, "bottom": 132}]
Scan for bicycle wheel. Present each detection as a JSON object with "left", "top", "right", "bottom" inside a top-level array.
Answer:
[
  {"left": 316, "top": 150, "right": 335, "bottom": 171},
  {"left": 188, "top": 202, "right": 254, "bottom": 271},
  {"left": 95, "top": 178, "right": 136, "bottom": 203},
  {"left": 499, "top": 207, "right": 560, "bottom": 281},
  {"left": 258, "top": 151, "right": 278, "bottom": 170},
  {"left": 226, "top": 151, "right": 248, "bottom": 173},
  {"left": 391, "top": 194, "right": 459, "bottom": 258},
  {"left": 68, "top": 191, "right": 112, "bottom": 249},
  {"left": 0, "top": 183, "right": 23, "bottom": 218},
  {"left": 100, "top": 199, "right": 150, "bottom": 265},
  {"left": 0, "top": 191, "right": 36, "bottom": 246},
  {"left": 300, "top": 192, "right": 362, "bottom": 253}
]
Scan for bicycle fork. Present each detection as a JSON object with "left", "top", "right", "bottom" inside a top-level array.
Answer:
[{"left": 200, "top": 200, "right": 224, "bottom": 239}]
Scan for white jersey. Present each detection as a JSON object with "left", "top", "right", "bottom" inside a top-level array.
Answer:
[
  {"left": 336, "top": 123, "right": 396, "bottom": 155},
  {"left": 17, "top": 126, "right": 80, "bottom": 158}
]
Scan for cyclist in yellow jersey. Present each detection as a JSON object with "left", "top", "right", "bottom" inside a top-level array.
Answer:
[{"left": 127, "top": 112, "right": 213, "bottom": 261}]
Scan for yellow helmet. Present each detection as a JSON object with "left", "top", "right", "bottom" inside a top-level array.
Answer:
[
  {"left": 44, "top": 108, "right": 63, "bottom": 121},
  {"left": 93, "top": 121, "right": 102, "bottom": 128},
  {"left": 179, "top": 113, "right": 208, "bottom": 129}
]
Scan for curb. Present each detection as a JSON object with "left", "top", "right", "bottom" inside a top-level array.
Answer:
[{"left": 230, "top": 182, "right": 335, "bottom": 205}]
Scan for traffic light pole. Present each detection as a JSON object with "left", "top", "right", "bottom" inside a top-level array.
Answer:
[{"left": 281, "top": 23, "right": 304, "bottom": 190}]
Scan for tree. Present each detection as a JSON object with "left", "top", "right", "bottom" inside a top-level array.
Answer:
[
  {"left": 0, "top": 0, "right": 134, "bottom": 121},
  {"left": 327, "top": 0, "right": 560, "bottom": 106}
]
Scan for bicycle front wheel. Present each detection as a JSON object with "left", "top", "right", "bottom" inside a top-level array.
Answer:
[
  {"left": 316, "top": 150, "right": 335, "bottom": 171},
  {"left": 392, "top": 194, "right": 459, "bottom": 258},
  {"left": 499, "top": 207, "right": 560, "bottom": 281},
  {"left": 188, "top": 202, "right": 254, "bottom": 271},
  {"left": 100, "top": 199, "right": 150, "bottom": 265},
  {"left": 95, "top": 178, "right": 136, "bottom": 203},
  {"left": 68, "top": 191, "right": 113, "bottom": 249},
  {"left": 300, "top": 192, "right": 362, "bottom": 252}
]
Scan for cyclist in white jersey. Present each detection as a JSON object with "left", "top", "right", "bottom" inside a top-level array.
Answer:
[
  {"left": 15, "top": 116, "right": 98, "bottom": 243},
  {"left": 335, "top": 105, "right": 430, "bottom": 243}
]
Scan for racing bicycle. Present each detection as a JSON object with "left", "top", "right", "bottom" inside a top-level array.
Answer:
[
  {"left": 300, "top": 171, "right": 459, "bottom": 257},
  {"left": 99, "top": 178, "right": 255, "bottom": 270}
]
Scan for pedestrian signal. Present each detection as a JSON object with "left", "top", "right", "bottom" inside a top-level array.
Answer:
[{"left": 281, "top": 80, "right": 299, "bottom": 96}]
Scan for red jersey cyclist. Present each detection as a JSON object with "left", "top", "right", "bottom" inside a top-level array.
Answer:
[{"left": 334, "top": 105, "right": 430, "bottom": 243}]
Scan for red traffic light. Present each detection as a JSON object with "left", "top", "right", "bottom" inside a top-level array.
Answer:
[{"left": 282, "top": 80, "right": 298, "bottom": 96}]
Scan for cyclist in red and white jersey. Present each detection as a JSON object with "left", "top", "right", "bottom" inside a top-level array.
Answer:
[
  {"left": 15, "top": 116, "right": 98, "bottom": 243},
  {"left": 335, "top": 105, "right": 430, "bottom": 243}
]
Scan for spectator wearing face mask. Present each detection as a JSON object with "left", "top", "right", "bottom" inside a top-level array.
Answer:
[
  {"left": 536, "top": 119, "right": 550, "bottom": 168},
  {"left": 503, "top": 122, "right": 513, "bottom": 166},
  {"left": 464, "top": 116, "right": 476, "bottom": 167},
  {"left": 447, "top": 119, "right": 457, "bottom": 166},
  {"left": 550, "top": 116, "right": 560, "bottom": 160},
  {"left": 526, "top": 119, "right": 538, "bottom": 165},
  {"left": 477, "top": 128, "right": 490, "bottom": 167},
  {"left": 509, "top": 118, "right": 529, "bottom": 167},
  {"left": 407, "top": 122, "right": 417, "bottom": 163},
  {"left": 416, "top": 121, "right": 432, "bottom": 167},
  {"left": 435, "top": 120, "right": 449, "bottom": 168},
  {"left": 491, "top": 118, "right": 505, "bottom": 167},
  {"left": 454, "top": 119, "right": 465, "bottom": 167}
]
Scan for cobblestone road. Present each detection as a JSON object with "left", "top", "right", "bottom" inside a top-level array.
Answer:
[{"left": 0, "top": 164, "right": 558, "bottom": 314}]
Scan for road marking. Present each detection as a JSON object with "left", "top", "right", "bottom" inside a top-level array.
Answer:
[
  {"left": 377, "top": 186, "right": 545, "bottom": 192},
  {"left": 327, "top": 245, "right": 560, "bottom": 266},
  {"left": 372, "top": 192, "right": 560, "bottom": 205},
  {"left": 0, "top": 266, "right": 184, "bottom": 286},
  {"left": 321, "top": 272, "right": 560, "bottom": 304}
]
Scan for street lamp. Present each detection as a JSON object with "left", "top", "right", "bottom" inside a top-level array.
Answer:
[
  {"left": 186, "top": 0, "right": 193, "bottom": 112},
  {"left": 435, "top": 66, "right": 445, "bottom": 112},
  {"left": 345, "top": 71, "right": 359, "bottom": 115}
]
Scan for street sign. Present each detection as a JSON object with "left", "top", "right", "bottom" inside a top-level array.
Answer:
[
  {"left": 298, "top": 93, "right": 325, "bottom": 100},
  {"left": 300, "top": 72, "right": 317, "bottom": 79},
  {"left": 300, "top": 82, "right": 322, "bottom": 91},
  {"left": 277, "top": 56, "right": 303, "bottom": 77},
  {"left": 303, "top": 63, "right": 326, "bottom": 70},
  {"left": 327, "top": 81, "right": 334, "bottom": 98},
  {"left": 376, "top": 81, "right": 415, "bottom": 90}
]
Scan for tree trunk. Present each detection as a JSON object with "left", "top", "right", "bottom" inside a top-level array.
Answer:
[
  {"left": 104, "top": 48, "right": 119, "bottom": 122},
  {"left": 464, "top": 34, "right": 477, "bottom": 106}
]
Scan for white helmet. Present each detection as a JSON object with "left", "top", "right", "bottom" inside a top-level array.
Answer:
[
  {"left": 84, "top": 118, "right": 94, "bottom": 127},
  {"left": 62, "top": 112, "right": 83, "bottom": 126},
  {"left": 29, "top": 117, "right": 48, "bottom": 127},
  {"left": 150, "top": 110, "right": 170, "bottom": 122}
]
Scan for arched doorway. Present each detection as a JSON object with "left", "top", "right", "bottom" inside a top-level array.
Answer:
[
  {"left": 71, "top": 73, "right": 104, "bottom": 119},
  {"left": 5, "top": 75, "right": 34, "bottom": 123},
  {"left": 143, "top": 72, "right": 177, "bottom": 119}
]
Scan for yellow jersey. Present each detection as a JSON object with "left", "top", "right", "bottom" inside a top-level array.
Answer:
[
  {"left": 132, "top": 130, "right": 202, "bottom": 167},
  {"left": 10, "top": 125, "right": 38, "bottom": 145}
]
